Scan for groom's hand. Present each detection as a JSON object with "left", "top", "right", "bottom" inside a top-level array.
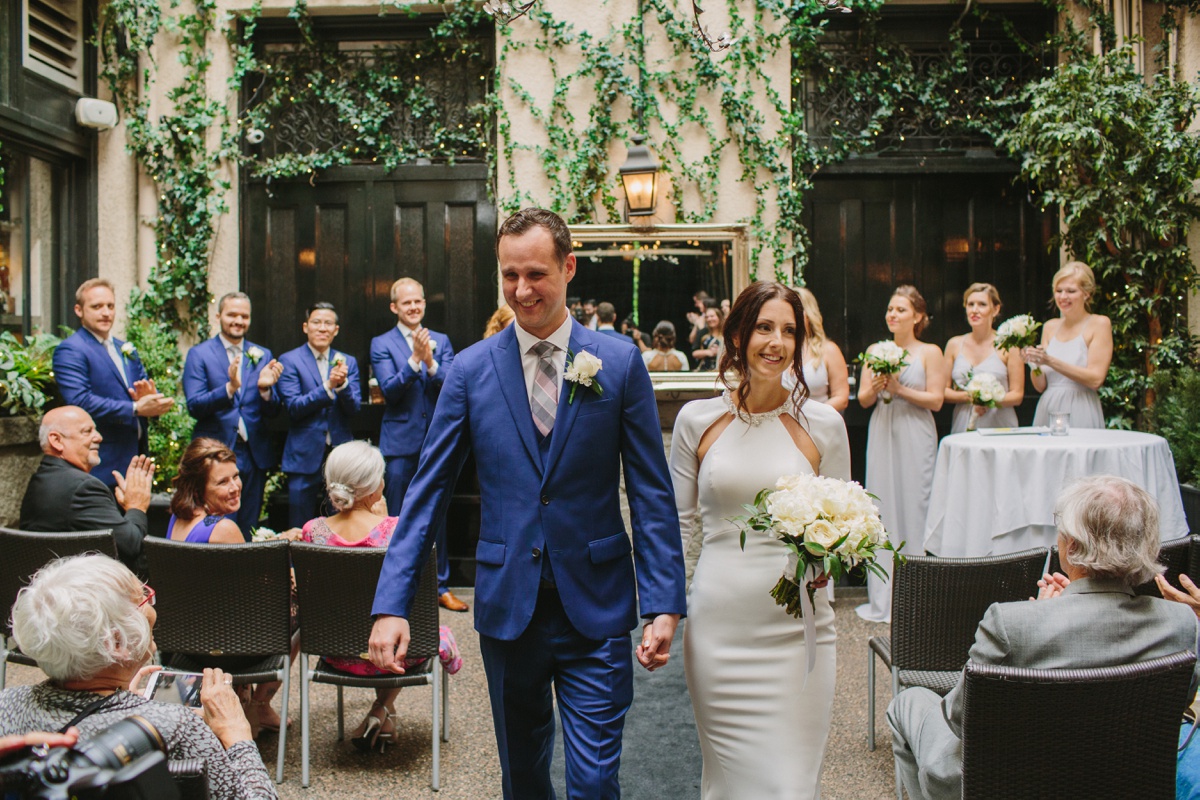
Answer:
[
  {"left": 636, "top": 614, "right": 680, "bottom": 672},
  {"left": 368, "top": 615, "right": 411, "bottom": 674}
]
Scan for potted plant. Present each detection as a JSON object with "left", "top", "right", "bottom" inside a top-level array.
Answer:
[
  {"left": 1146, "top": 367, "right": 1200, "bottom": 533},
  {"left": 0, "top": 330, "right": 61, "bottom": 526}
]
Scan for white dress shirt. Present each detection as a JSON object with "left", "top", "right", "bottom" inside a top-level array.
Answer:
[
  {"left": 512, "top": 312, "right": 572, "bottom": 400},
  {"left": 398, "top": 322, "right": 439, "bottom": 377}
]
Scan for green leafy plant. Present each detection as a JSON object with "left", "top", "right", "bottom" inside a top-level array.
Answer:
[
  {"left": 0, "top": 331, "right": 62, "bottom": 417},
  {"left": 998, "top": 45, "right": 1200, "bottom": 428},
  {"left": 124, "top": 319, "right": 194, "bottom": 492},
  {"left": 1145, "top": 366, "right": 1200, "bottom": 486}
]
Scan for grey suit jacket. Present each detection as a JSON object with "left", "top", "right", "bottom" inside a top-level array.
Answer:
[
  {"left": 943, "top": 576, "right": 1200, "bottom": 738},
  {"left": 18, "top": 455, "right": 148, "bottom": 572}
]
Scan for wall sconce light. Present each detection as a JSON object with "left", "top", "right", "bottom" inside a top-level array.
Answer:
[{"left": 619, "top": 134, "right": 659, "bottom": 218}]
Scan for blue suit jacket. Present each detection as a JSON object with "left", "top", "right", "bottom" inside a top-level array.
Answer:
[
  {"left": 372, "top": 320, "right": 687, "bottom": 641},
  {"left": 369, "top": 326, "right": 455, "bottom": 457},
  {"left": 182, "top": 336, "right": 280, "bottom": 470},
  {"left": 53, "top": 328, "right": 148, "bottom": 486},
  {"left": 277, "top": 345, "right": 362, "bottom": 474}
]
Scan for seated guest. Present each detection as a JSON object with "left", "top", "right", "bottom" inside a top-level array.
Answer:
[
  {"left": 20, "top": 406, "right": 154, "bottom": 572},
  {"left": 0, "top": 554, "right": 275, "bottom": 800},
  {"left": 642, "top": 320, "right": 690, "bottom": 372},
  {"left": 278, "top": 302, "right": 361, "bottom": 528},
  {"left": 167, "top": 438, "right": 245, "bottom": 544},
  {"left": 888, "top": 475, "right": 1200, "bottom": 800},
  {"left": 300, "top": 440, "right": 461, "bottom": 753}
]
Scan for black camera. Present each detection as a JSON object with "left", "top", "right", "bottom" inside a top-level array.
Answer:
[{"left": 0, "top": 716, "right": 179, "bottom": 800}]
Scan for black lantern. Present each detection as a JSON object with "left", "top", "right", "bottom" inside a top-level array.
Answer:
[{"left": 618, "top": 134, "right": 659, "bottom": 218}]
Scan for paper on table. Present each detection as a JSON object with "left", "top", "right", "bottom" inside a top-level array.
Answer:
[{"left": 976, "top": 426, "right": 1052, "bottom": 436}]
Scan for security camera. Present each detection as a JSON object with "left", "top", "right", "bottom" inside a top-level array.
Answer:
[{"left": 245, "top": 128, "right": 265, "bottom": 145}]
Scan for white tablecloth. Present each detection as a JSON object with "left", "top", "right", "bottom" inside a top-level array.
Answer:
[{"left": 923, "top": 429, "right": 1187, "bottom": 557}]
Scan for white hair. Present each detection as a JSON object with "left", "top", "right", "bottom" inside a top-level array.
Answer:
[
  {"left": 324, "top": 440, "right": 386, "bottom": 513},
  {"left": 11, "top": 555, "right": 152, "bottom": 682},
  {"left": 1056, "top": 475, "right": 1164, "bottom": 586}
]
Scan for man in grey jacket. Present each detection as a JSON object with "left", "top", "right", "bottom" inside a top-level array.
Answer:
[
  {"left": 888, "top": 475, "right": 1199, "bottom": 800},
  {"left": 19, "top": 406, "right": 154, "bottom": 572}
]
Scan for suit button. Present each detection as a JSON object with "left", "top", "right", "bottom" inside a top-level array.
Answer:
[
  {"left": 532, "top": 547, "right": 541, "bottom": 558},
  {"left": 540, "top": 495, "right": 549, "bottom": 505}
]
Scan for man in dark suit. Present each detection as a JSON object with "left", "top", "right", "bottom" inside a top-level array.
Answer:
[
  {"left": 277, "top": 302, "right": 362, "bottom": 528},
  {"left": 595, "top": 302, "right": 628, "bottom": 342},
  {"left": 53, "top": 279, "right": 174, "bottom": 488},
  {"left": 181, "top": 291, "right": 283, "bottom": 535},
  {"left": 20, "top": 406, "right": 154, "bottom": 572},
  {"left": 888, "top": 475, "right": 1200, "bottom": 800},
  {"left": 369, "top": 278, "right": 465, "bottom": 611},
  {"left": 369, "top": 208, "right": 687, "bottom": 799}
]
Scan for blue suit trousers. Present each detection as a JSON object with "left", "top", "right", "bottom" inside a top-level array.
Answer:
[
  {"left": 385, "top": 454, "right": 450, "bottom": 594},
  {"left": 479, "top": 587, "right": 633, "bottom": 800}
]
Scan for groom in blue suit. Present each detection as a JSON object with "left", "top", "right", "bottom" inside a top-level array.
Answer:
[
  {"left": 277, "top": 302, "right": 362, "bottom": 527},
  {"left": 182, "top": 292, "right": 283, "bottom": 534},
  {"left": 370, "top": 208, "right": 687, "bottom": 799},
  {"left": 54, "top": 279, "right": 174, "bottom": 488}
]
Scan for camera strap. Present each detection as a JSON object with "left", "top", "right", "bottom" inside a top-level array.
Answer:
[{"left": 58, "top": 693, "right": 120, "bottom": 734}]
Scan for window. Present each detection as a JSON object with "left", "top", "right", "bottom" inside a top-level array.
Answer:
[
  {"left": 22, "top": 0, "right": 84, "bottom": 93},
  {"left": 0, "top": 144, "right": 61, "bottom": 337}
]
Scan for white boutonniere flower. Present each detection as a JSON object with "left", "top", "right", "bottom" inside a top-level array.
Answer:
[
  {"left": 246, "top": 346, "right": 264, "bottom": 366},
  {"left": 564, "top": 350, "right": 603, "bottom": 403},
  {"left": 429, "top": 339, "right": 438, "bottom": 353},
  {"left": 120, "top": 342, "right": 136, "bottom": 358},
  {"left": 332, "top": 353, "right": 346, "bottom": 367}
]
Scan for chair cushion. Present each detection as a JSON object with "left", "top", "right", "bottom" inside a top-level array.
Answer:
[{"left": 307, "top": 655, "right": 434, "bottom": 689}]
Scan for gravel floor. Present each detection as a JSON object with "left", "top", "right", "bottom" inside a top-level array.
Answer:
[{"left": 5, "top": 586, "right": 899, "bottom": 799}]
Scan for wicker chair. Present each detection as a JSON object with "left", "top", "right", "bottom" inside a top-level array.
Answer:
[
  {"left": 0, "top": 527, "right": 116, "bottom": 688},
  {"left": 290, "top": 542, "right": 448, "bottom": 790},
  {"left": 959, "top": 650, "right": 1196, "bottom": 799},
  {"left": 143, "top": 538, "right": 293, "bottom": 784},
  {"left": 1048, "top": 535, "right": 1195, "bottom": 597}
]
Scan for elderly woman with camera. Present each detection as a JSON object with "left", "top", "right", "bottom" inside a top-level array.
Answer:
[{"left": 0, "top": 554, "right": 276, "bottom": 799}]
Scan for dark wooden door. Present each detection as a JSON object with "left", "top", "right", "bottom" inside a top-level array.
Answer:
[{"left": 803, "top": 168, "right": 1058, "bottom": 481}]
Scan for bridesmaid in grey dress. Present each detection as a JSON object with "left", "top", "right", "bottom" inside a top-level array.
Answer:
[
  {"left": 856, "top": 286, "right": 947, "bottom": 624},
  {"left": 943, "top": 283, "right": 1024, "bottom": 433},
  {"left": 1023, "top": 262, "right": 1112, "bottom": 429}
]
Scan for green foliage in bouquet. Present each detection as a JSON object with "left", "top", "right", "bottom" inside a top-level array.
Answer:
[
  {"left": 0, "top": 331, "right": 61, "bottom": 417},
  {"left": 125, "top": 320, "right": 194, "bottom": 492}
]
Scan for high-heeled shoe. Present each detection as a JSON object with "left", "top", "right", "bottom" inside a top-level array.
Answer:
[{"left": 351, "top": 706, "right": 396, "bottom": 753}]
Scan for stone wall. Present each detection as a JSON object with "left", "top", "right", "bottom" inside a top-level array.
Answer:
[{"left": 0, "top": 417, "right": 42, "bottom": 528}]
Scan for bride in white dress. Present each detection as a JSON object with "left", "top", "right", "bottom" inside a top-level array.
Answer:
[{"left": 670, "top": 282, "right": 851, "bottom": 799}]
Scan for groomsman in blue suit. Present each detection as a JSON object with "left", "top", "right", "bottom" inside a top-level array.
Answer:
[
  {"left": 370, "top": 278, "right": 466, "bottom": 612},
  {"left": 278, "top": 302, "right": 362, "bottom": 528},
  {"left": 54, "top": 279, "right": 175, "bottom": 489},
  {"left": 369, "top": 208, "right": 687, "bottom": 799},
  {"left": 182, "top": 291, "right": 283, "bottom": 535}
]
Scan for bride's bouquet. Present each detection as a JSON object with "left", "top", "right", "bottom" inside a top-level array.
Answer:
[
  {"left": 995, "top": 315, "right": 1043, "bottom": 376},
  {"left": 733, "top": 474, "right": 902, "bottom": 620},
  {"left": 962, "top": 371, "right": 1005, "bottom": 431},
  {"left": 855, "top": 341, "right": 908, "bottom": 403}
]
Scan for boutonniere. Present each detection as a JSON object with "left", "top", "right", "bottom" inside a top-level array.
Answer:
[
  {"left": 332, "top": 353, "right": 346, "bottom": 367},
  {"left": 564, "top": 350, "right": 603, "bottom": 403},
  {"left": 246, "top": 346, "right": 264, "bottom": 366},
  {"left": 429, "top": 339, "right": 438, "bottom": 353},
  {"left": 120, "top": 342, "right": 136, "bottom": 358}
]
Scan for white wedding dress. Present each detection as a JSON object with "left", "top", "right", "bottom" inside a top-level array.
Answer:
[{"left": 671, "top": 395, "right": 851, "bottom": 799}]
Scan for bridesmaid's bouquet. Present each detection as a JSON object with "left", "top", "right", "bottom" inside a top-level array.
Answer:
[
  {"left": 855, "top": 341, "right": 909, "bottom": 404},
  {"left": 250, "top": 526, "right": 279, "bottom": 542},
  {"left": 995, "top": 315, "right": 1043, "bottom": 376},
  {"left": 962, "top": 371, "right": 1005, "bottom": 431},
  {"left": 733, "top": 475, "right": 902, "bottom": 619}
]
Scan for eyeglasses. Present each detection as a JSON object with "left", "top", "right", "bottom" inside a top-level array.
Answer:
[{"left": 138, "top": 584, "right": 156, "bottom": 608}]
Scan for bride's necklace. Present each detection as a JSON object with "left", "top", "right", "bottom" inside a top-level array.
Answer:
[{"left": 723, "top": 390, "right": 790, "bottom": 427}]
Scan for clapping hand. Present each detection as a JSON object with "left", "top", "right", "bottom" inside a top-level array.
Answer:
[
  {"left": 113, "top": 455, "right": 154, "bottom": 512},
  {"left": 227, "top": 361, "right": 242, "bottom": 393},
  {"left": 1031, "top": 572, "right": 1070, "bottom": 601},
  {"left": 328, "top": 362, "right": 349, "bottom": 389},
  {"left": 412, "top": 327, "right": 434, "bottom": 366},
  {"left": 130, "top": 378, "right": 158, "bottom": 400},
  {"left": 257, "top": 359, "right": 283, "bottom": 390},
  {"left": 1156, "top": 573, "right": 1200, "bottom": 620}
]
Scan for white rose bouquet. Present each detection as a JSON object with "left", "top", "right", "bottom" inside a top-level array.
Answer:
[
  {"left": 250, "top": 526, "right": 279, "bottom": 542},
  {"left": 994, "top": 315, "right": 1043, "bottom": 375},
  {"left": 962, "top": 371, "right": 1005, "bottom": 431},
  {"left": 855, "top": 341, "right": 909, "bottom": 404},
  {"left": 733, "top": 474, "right": 902, "bottom": 620}
]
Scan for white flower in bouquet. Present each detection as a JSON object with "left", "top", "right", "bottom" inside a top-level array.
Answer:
[
  {"left": 855, "top": 341, "right": 910, "bottom": 404},
  {"left": 733, "top": 474, "right": 903, "bottom": 620},
  {"left": 251, "top": 527, "right": 278, "bottom": 542},
  {"left": 995, "top": 314, "right": 1044, "bottom": 375},
  {"left": 962, "top": 372, "right": 1005, "bottom": 430}
]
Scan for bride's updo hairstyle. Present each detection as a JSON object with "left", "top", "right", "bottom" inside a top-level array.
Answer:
[
  {"left": 324, "top": 440, "right": 386, "bottom": 513},
  {"left": 719, "top": 281, "right": 809, "bottom": 413}
]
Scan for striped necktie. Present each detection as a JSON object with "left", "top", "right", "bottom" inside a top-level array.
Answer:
[{"left": 530, "top": 341, "right": 558, "bottom": 437}]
